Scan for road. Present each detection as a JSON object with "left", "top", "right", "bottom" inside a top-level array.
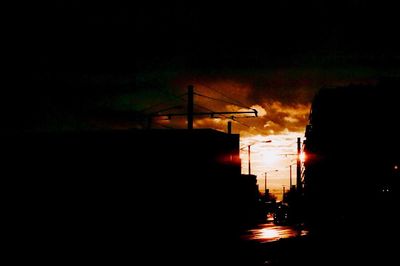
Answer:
[
  {"left": 237, "top": 214, "right": 398, "bottom": 265},
  {"left": 240, "top": 214, "right": 308, "bottom": 243}
]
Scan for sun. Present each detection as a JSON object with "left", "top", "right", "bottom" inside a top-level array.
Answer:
[{"left": 261, "top": 150, "right": 280, "bottom": 166}]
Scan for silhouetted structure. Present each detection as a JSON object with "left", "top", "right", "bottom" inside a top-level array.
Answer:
[
  {"left": 2, "top": 128, "right": 264, "bottom": 263},
  {"left": 304, "top": 79, "right": 400, "bottom": 231},
  {"left": 131, "top": 129, "right": 243, "bottom": 231},
  {"left": 238, "top": 174, "right": 265, "bottom": 224}
]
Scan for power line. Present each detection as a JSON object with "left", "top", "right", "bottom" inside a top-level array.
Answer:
[
  {"left": 150, "top": 111, "right": 256, "bottom": 118},
  {"left": 230, "top": 116, "right": 259, "bottom": 119},
  {"left": 152, "top": 121, "right": 175, "bottom": 129},
  {"left": 195, "top": 103, "right": 261, "bottom": 132},
  {"left": 193, "top": 84, "right": 265, "bottom": 133},
  {"left": 138, "top": 98, "right": 179, "bottom": 113},
  {"left": 194, "top": 92, "right": 255, "bottom": 112},
  {"left": 150, "top": 105, "right": 184, "bottom": 114},
  {"left": 196, "top": 101, "right": 263, "bottom": 135},
  {"left": 138, "top": 92, "right": 186, "bottom": 113},
  {"left": 138, "top": 85, "right": 262, "bottom": 131},
  {"left": 195, "top": 103, "right": 261, "bottom": 133},
  {"left": 194, "top": 104, "right": 235, "bottom": 120},
  {"left": 194, "top": 103, "right": 218, "bottom": 116},
  {"left": 152, "top": 86, "right": 187, "bottom": 102},
  {"left": 149, "top": 89, "right": 257, "bottom": 120},
  {"left": 232, "top": 117, "right": 271, "bottom": 136},
  {"left": 232, "top": 117, "right": 253, "bottom": 129},
  {"left": 195, "top": 104, "right": 263, "bottom": 133},
  {"left": 194, "top": 103, "right": 216, "bottom": 113},
  {"left": 195, "top": 82, "right": 251, "bottom": 110}
]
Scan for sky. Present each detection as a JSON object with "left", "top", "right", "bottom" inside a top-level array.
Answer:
[
  {"left": 4, "top": 2, "right": 400, "bottom": 198},
  {"left": 135, "top": 1, "right": 399, "bottom": 198},
  {"left": 136, "top": 1, "right": 400, "bottom": 199},
  {"left": 133, "top": 64, "right": 397, "bottom": 198},
  {"left": 134, "top": 70, "right": 380, "bottom": 199}
]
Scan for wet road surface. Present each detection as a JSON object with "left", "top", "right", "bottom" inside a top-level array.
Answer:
[{"left": 240, "top": 214, "right": 308, "bottom": 243}]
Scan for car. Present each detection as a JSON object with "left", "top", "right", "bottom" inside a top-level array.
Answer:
[{"left": 273, "top": 203, "right": 290, "bottom": 225}]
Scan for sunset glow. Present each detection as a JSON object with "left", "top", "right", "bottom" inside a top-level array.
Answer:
[
  {"left": 240, "top": 132, "right": 303, "bottom": 200},
  {"left": 14, "top": 3, "right": 400, "bottom": 264}
]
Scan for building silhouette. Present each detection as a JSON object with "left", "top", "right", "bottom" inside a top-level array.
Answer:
[
  {"left": 2, "top": 128, "right": 266, "bottom": 262},
  {"left": 303, "top": 79, "right": 400, "bottom": 230}
]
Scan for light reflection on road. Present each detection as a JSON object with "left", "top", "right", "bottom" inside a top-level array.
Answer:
[{"left": 241, "top": 215, "right": 309, "bottom": 243}]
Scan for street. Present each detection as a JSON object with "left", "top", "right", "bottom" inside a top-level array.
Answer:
[{"left": 241, "top": 214, "right": 308, "bottom": 243}]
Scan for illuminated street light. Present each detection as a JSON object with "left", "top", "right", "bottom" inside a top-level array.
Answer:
[
  {"left": 282, "top": 185, "right": 286, "bottom": 203},
  {"left": 264, "top": 169, "right": 279, "bottom": 195},
  {"left": 244, "top": 140, "right": 272, "bottom": 175},
  {"left": 289, "top": 163, "right": 297, "bottom": 188}
]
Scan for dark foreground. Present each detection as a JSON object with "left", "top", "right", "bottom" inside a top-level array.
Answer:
[{"left": 139, "top": 217, "right": 399, "bottom": 266}]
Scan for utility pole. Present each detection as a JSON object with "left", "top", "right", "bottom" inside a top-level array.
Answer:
[
  {"left": 148, "top": 85, "right": 257, "bottom": 130},
  {"left": 297, "top": 137, "right": 302, "bottom": 194},
  {"left": 187, "top": 85, "right": 194, "bottom": 130},
  {"left": 245, "top": 140, "right": 272, "bottom": 175},
  {"left": 264, "top": 172, "right": 267, "bottom": 195},
  {"left": 248, "top": 145, "right": 251, "bottom": 175},
  {"left": 149, "top": 85, "right": 257, "bottom": 127},
  {"left": 282, "top": 185, "right": 286, "bottom": 202},
  {"left": 264, "top": 170, "right": 277, "bottom": 200}
]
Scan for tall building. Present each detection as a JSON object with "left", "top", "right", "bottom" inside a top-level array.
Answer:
[{"left": 303, "top": 80, "right": 400, "bottom": 228}]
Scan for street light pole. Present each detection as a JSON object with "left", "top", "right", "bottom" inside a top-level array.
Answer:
[
  {"left": 246, "top": 140, "right": 272, "bottom": 175},
  {"left": 282, "top": 185, "right": 286, "bottom": 202},
  {"left": 297, "top": 137, "right": 301, "bottom": 193},
  {"left": 264, "top": 172, "right": 267, "bottom": 194},
  {"left": 264, "top": 169, "right": 278, "bottom": 196},
  {"left": 248, "top": 145, "right": 251, "bottom": 175}
]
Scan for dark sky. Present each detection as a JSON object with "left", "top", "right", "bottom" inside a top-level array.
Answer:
[
  {"left": 136, "top": 1, "right": 400, "bottom": 69},
  {"left": 3, "top": 1, "right": 400, "bottom": 132},
  {"left": 137, "top": 0, "right": 400, "bottom": 134}
]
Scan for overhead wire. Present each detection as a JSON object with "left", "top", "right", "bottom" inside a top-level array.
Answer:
[
  {"left": 138, "top": 92, "right": 187, "bottom": 113},
  {"left": 194, "top": 92, "right": 255, "bottom": 111},
  {"left": 135, "top": 84, "right": 267, "bottom": 133},
  {"left": 195, "top": 81, "right": 251, "bottom": 110}
]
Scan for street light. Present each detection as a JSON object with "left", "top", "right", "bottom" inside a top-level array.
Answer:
[
  {"left": 282, "top": 185, "right": 286, "bottom": 203},
  {"left": 264, "top": 169, "right": 278, "bottom": 195},
  {"left": 289, "top": 163, "right": 297, "bottom": 188},
  {"left": 246, "top": 140, "right": 272, "bottom": 175}
]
